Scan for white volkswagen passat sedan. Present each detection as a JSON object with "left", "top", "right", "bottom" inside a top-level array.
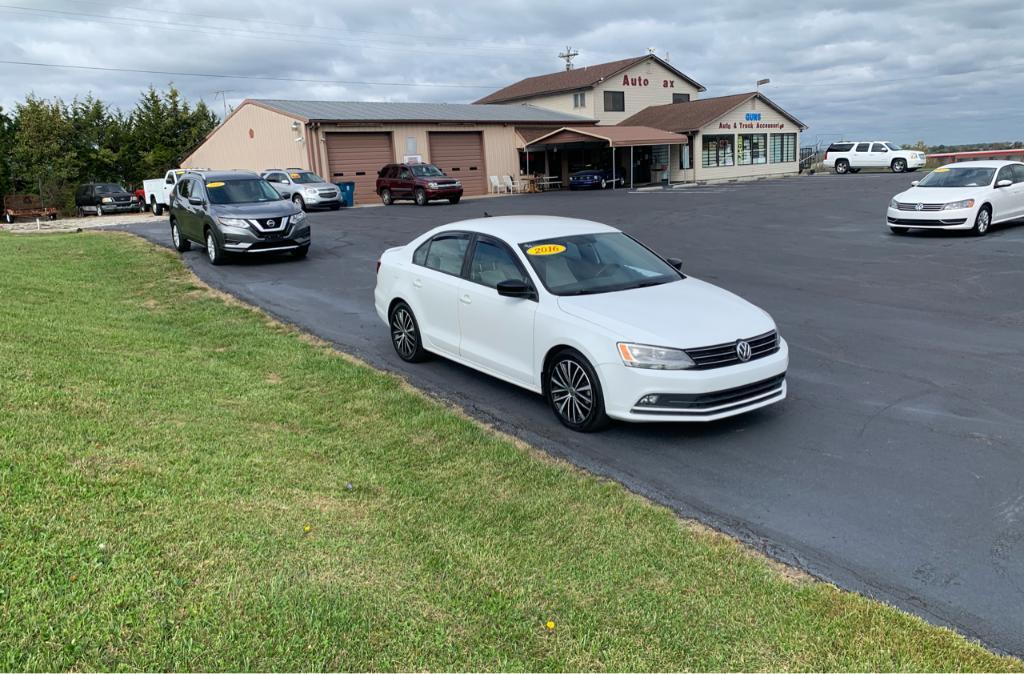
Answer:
[
  {"left": 886, "top": 160, "right": 1024, "bottom": 236},
  {"left": 374, "top": 216, "right": 788, "bottom": 432}
]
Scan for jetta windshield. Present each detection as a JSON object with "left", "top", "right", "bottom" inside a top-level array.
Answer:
[
  {"left": 917, "top": 167, "right": 995, "bottom": 187},
  {"left": 519, "top": 232, "right": 681, "bottom": 296},
  {"left": 206, "top": 179, "right": 282, "bottom": 204}
]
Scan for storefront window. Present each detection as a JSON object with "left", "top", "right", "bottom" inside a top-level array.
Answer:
[
  {"left": 738, "top": 134, "right": 767, "bottom": 165},
  {"left": 769, "top": 133, "right": 797, "bottom": 163},
  {"left": 702, "top": 135, "right": 734, "bottom": 168}
]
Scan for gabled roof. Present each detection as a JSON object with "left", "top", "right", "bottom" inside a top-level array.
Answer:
[
  {"left": 474, "top": 54, "right": 706, "bottom": 104},
  {"left": 248, "top": 99, "right": 596, "bottom": 124},
  {"left": 619, "top": 92, "right": 808, "bottom": 132}
]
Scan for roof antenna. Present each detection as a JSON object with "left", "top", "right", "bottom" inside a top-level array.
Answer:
[
  {"left": 647, "top": 47, "right": 656, "bottom": 55},
  {"left": 558, "top": 46, "right": 579, "bottom": 71}
]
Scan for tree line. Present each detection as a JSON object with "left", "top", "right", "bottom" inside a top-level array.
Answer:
[{"left": 0, "top": 85, "right": 218, "bottom": 213}]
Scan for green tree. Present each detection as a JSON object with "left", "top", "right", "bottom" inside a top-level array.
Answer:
[
  {"left": 126, "top": 85, "right": 218, "bottom": 183},
  {"left": 10, "top": 95, "right": 78, "bottom": 211},
  {"left": 0, "top": 105, "right": 15, "bottom": 199}
]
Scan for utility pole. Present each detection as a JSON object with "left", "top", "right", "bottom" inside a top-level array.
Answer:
[
  {"left": 558, "top": 46, "right": 579, "bottom": 71},
  {"left": 212, "top": 90, "right": 232, "bottom": 119}
]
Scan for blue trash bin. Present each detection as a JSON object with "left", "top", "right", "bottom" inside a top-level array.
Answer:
[{"left": 335, "top": 182, "right": 355, "bottom": 207}]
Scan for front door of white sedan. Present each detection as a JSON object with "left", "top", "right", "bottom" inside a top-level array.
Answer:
[
  {"left": 993, "top": 164, "right": 1024, "bottom": 221},
  {"left": 457, "top": 235, "right": 538, "bottom": 387},
  {"left": 410, "top": 231, "right": 470, "bottom": 356}
]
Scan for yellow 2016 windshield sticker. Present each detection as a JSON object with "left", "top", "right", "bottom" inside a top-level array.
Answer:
[
  {"left": 933, "top": 168, "right": 950, "bottom": 173},
  {"left": 290, "top": 172, "right": 301, "bottom": 178},
  {"left": 526, "top": 244, "right": 566, "bottom": 256},
  {"left": 206, "top": 181, "right": 225, "bottom": 188}
]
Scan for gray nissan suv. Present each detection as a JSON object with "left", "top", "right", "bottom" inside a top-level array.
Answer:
[
  {"left": 169, "top": 170, "right": 311, "bottom": 265},
  {"left": 261, "top": 169, "right": 342, "bottom": 211}
]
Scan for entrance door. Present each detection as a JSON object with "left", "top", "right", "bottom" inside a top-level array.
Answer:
[
  {"left": 429, "top": 132, "right": 486, "bottom": 196},
  {"left": 325, "top": 132, "right": 393, "bottom": 205},
  {"left": 633, "top": 146, "right": 652, "bottom": 183}
]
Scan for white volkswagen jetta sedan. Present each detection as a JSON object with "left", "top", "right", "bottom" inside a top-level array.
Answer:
[
  {"left": 374, "top": 216, "right": 788, "bottom": 431},
  {"left": 886, "top": 160, "right": 1024, "bottom": 236}
]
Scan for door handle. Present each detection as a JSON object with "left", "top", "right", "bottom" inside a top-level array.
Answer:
[
  {"left": 460, "top": 294, "right": 472, "bottom": 304},
  {"left": 413, "top": 279, "right": 423, "bottom": 288}
]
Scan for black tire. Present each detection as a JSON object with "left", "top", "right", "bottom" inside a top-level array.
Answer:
[
  {"left": 170, "top": 219, "right": 191, "bottom": 252},
  {"left": 4, "top": 212, "right": 12, "bottom": 224},
  {"left": 834, "top": 160, "right": 850, "bottom": 175},
  {"left": 891, "top": 158, "right": 907, "bottom": 173},
  {"left": 380, "top": 188, "right": 393, "bottom": 206},
  {"left": 48, "top": 213, "right": 58, "bottom": 221},
  {"left": 448, "top": 196, "right": 461, "bottom": 205},
  {"left": 889, "top": 226, "right": 909, "bottom": 235},
  {"left": 849, "top": 168, "right": 861, "bottom": 173},
  {"left": 545, "top": 349, "right": 609, "bottom": 432},
  {"left": 389, "top": 301, "right": 428, "bottom": 362},
  {"left": 972, "top": 206, "right": 991, "bottom": 236},
  {"left": 329, "top": 203, "right": 341, "bottom": 211},
  {"left": 414, "top": 188, "right": 428, "bottom": 206},
  {"left": 151, "top": 199, "right": 163, "bottom": 216},
  {"left": 204, "top": 229, "right": 225, "bottom": 265},
  {"left": 293, "top": 194, "right": 306, "bottom": 212},
  {"left": 292, "top": 245, "right": 309, "bottom": 259},
  {"left": 76, "top": 207, "right": 84, "bottom": 218},
  {"left": 96, "top": 204, "right": 104, "bottom": 217}
]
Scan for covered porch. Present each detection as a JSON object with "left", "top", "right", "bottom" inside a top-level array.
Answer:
[{"left": 517, "top": 126, "right": 690, "bottom": 190}]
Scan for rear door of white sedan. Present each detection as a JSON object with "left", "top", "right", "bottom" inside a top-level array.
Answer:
[
  {"left": 411, "top": 231, "right": 470, "bottom": 356},
  {"left": 457, "top": 235, "right": 538, "bottom": 387}
]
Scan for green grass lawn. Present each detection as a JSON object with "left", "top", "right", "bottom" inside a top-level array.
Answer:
[{"left": 0, "top": 231, "right": 1019, "bottom": 672}]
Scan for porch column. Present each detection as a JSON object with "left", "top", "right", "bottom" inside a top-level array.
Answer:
[
  {"left": 611, "top": 145, "right": 616, "bottom": 189},
  {"left": 630, "top": 146, "right": 634, "bottom": 189}
]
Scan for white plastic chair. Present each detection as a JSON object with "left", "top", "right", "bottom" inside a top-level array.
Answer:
[
  {"left": 504, "top": 175, "right": 521, "bottom": 193},
  {"left": 489, "top": 175, "right": 506, "bottom": 194}
]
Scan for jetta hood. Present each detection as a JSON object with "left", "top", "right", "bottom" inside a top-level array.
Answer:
[
  {"left": 893, "top": 186, "right": 990, "bottom": 203},
  {"left": 212, "top": 201, "right": 299, "bottom": 219},
  {"left": 556, "top": 278, "right": 775, "bottom": 349}
]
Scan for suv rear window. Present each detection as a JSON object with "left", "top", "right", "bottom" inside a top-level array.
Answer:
[{"left": 827, "top": 143, "right": 854, "bottom": 152}]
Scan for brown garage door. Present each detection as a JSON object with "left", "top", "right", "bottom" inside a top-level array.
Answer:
[
  {"left": 428, "top": 132, "right": 486, "bottom": 197},
  {"left": 325, "top": 132, "right": 393, "bottom": 205}
]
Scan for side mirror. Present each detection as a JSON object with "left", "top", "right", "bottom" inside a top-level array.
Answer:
[
  {"left": 910, "top": 180, "right": 919, "bottom": 186},
  {"left": 995, "top": 179, "right": 1013, "bottom": 188},
  {"left": 496, "top": 279, "right": 535, "bottom": 300},
  {"left": 666, "top": 257, "right": 683, "bottom": 271},
  {"left": 188, "top": 197, "right": 204, "bottom": 206}
]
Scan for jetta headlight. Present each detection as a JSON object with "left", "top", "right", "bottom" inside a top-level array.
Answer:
[
  {"left": 943, "top": 199, "right": 974, "bottom": 210},
  {"left": 218, "top": 217, "right": 248, "bottom": 227},
  {"left": 890, "top": 198, "right": 899, "bottom": 209},
  {"left": 617, "top": 343, "right": 695, "bottom": 370}
]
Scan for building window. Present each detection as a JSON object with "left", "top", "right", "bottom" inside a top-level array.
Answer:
[
  {"left": 738, "top": 134, "right": 767, "bottom": 165},
  {"left": 572, "top": 92, "right": 586, "bottom": 108},
  {"left": 672, "top": 93, "right": 691, "bottom": 104},
  {"left": 769, "top": 133, "right": 797, "bottom": 163},
  {"left": 604, "top": 91, "right": 625, "bottom": 112},
  {"left": 702, "top": 135, "right": 734, "bottom": 168}
]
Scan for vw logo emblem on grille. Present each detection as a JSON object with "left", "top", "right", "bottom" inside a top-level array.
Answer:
[
  {"left": 914, "top": 203, "right": 924, "bottom": 211},
  {"left": 736, "top": 340, "right": 752, "bottom": 362}
]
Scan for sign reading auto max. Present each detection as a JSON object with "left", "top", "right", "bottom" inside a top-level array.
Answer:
[{"left": 621, "top": 74, "right": 677, "bottom": 88}]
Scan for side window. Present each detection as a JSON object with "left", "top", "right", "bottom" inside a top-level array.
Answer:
[
  {"left": 165, "top": 174, "right": 175, "bottom": 184},
  {"left": 177, "top": 180, "right": 191, "bottom": 199},
  {"left": 855, "top": 143, "right": 871, "bottom": 152},
  {"left": 421, "top": 233, "right": 470, "bottom": 276},
  {"left": 1012, "top": 165, "right": 1024, "bottom": 183},
  {"left": 996, "top": 166, "right": 1014, "bottom": 184},
  {"left": 412, "top": 240, "right": 429, "bottom": 266},
  {"left": 871, "top": 143, "right": 888, "bottom": 152},
  {"left": 468, "top": 239, "right": 528, "bottom": 288},
  {"left": 603, "top": 91, "right": 625, "bottom": 112},
  {"left": 399, "top": 167, "right": 412, "bottom": 180}
]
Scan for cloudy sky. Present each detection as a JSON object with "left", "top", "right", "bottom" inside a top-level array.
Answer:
[{"left": 1, "top": 0, "right": 1021, "bottom": 146}]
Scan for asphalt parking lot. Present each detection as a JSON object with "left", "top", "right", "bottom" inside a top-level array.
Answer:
[{"left": 117, "top": 173, "right": 1024, "bottom": 655}]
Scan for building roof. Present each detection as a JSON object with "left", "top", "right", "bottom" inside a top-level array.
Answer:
[
  {"left": 474, "top": 55, "right": 706, "bottom": 104},
  {"left": 524, "top": 126, "right": 688, "bottom": 148},
  {"left": 248, "top": 99, "right": 596, "bottom": 124},
  {"left": 619, "top": 92, "right": 808, "bottom": 132}
]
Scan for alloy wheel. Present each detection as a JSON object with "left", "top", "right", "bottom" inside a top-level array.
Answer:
[
  {"left": 391, "top": 307, "right": 417, "bottom": 359},
  {"left": 549, "top": 358, "right": 593, "bottom": 425},
  {"left": 976, "top": 209, "right": 990, "bottom": 234},
  {"left": 206, "top": 234, "right": 217, "bottom": 261},
  {"left": 172, "top": 224, "right": 180, "bottom": 247}
]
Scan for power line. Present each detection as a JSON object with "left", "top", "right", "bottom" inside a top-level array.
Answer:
[{"left": 0, "top": 59, "right": 502, "bottom": 89}]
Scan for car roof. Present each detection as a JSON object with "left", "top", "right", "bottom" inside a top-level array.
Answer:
[
  {"left": 941, "top": 160, "right": 1022, "bottom": 168},
  {"left": 432, "top": 215, "right": 618, "bottom": 243},
  {"left": 192, "top": 170, "right": 261, "bottom": 180}
]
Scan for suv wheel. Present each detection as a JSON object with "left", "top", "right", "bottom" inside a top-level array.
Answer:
[
  {"left": 389, "top": 301, "right": 428, "bottom": 362},
  {"left": 972, "top": 206, "right": 991, "bottom": 236},
  {"left": 448, "top": 196, "right": 461, "bottom": 205},
  {"left": 891, "top": 158, "right": 907, "bottom": 173},
  {"left": 205, "top": 230, "right": 225, "bottom": 265},
  {"left": 292, "top": 245, "right": 309, "bottom": 259},
  {"left": 170, "top": 219, "right": 191, "bottom": 252},
  {"left": 545, "top": 349, "right": 609, "bottom": 432},
  {"left": 292, "top": 194, "right": 306, "bottom": 211},
  {"left": 414, "top": 188, "right": 428, "bottom": 206},
  {"left": 380, "top": 188, "right": 393, "bottom": 205},
  {"left": 834, "top": 160, "right": 850, "bottom": 175},
  {"left": 151, "top": 199, "right": 163, "bottom": 216}
]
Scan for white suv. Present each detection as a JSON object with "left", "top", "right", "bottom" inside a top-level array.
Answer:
[{"left": 823, "top": 141, "right": 926, "bottom": 174}]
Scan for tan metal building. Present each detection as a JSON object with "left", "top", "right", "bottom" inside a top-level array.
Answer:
[{"left": 182, "top": 100, "right": 596, "bottom": 204}]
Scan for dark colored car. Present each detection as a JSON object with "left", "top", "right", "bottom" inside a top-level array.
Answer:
[
  {"left": 568, "top": 168, "right": 625, "bottom": 190},
  {"left": 376, "top": 163, "right": 462, "bottom": 206},
  {"left": 74, "top": 182, "right": 141, "bottom": 216},
  {"left": 168, "top": 170, "right": 310, "bottom": 266}
]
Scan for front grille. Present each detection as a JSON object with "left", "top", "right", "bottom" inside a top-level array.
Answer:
[
  {"left": 113, "top": 196, "right": 131, "bottom": 203},
  {"left": 318, "top": 190, "right": 338, "bottom": 198},
  {"left": 896, "top": 202, "right": 942, "bottom": 211},
  {"left": 684, "top": 330, "right": 779, "bottom": 370},
  {"left": 251, "top": 216, "right": 289, "bottom": 232},
  {"left": 633, "top": 373, "right": 785, "bottom": 415}
]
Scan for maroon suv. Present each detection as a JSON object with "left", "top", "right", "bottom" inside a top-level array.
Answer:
[{"left": 376, "top": 163, "right": 463, "bottom": 206}]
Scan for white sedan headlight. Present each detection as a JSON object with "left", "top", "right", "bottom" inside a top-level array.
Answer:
[
  {"left": 218, "top": 217, "right": 248, "bottom": 227},
  {"left": 617, "top": 342, "right": 695, "bottom": 370},
  {"left": 889, "top": 198, "right": 899, "bottom": 209},
  {"left": 943, "top": 199, "right": 975, "bottom": 210}
]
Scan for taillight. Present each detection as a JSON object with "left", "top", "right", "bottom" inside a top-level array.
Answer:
[
  {"left": 823, "top": 151, "right": 828, "bottom": 160},
  {"left": 375, "top": 259, "right": 381, "bottom": 274}
]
